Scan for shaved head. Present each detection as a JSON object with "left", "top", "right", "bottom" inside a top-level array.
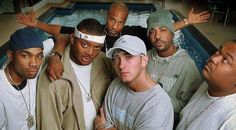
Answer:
[
  {"left": 109, "top": 2, "right": 129, "bottom": 18},
  {"left": 106, "top": 2, "right": 129, "bottom": 37}
]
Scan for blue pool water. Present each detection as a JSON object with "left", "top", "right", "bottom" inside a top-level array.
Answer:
[{"left": 49, "top": 10, "right": 150, "bottom": 28}]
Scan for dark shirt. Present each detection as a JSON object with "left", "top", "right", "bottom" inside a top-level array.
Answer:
[{"left": 60, "top": 25, "right": 153, "bottom": 52}]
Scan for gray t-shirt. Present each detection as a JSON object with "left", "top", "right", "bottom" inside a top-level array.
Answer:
[
  {"left": 147, "top": 46, "right": 202, "bottom": 114},
  {"left": 103, "top": 78, "right": 174, "bottom": 130}
]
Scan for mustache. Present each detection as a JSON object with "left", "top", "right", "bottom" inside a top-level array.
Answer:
[
  {"left": 108, "top": 29, "right": 117, "bottom": 33},
  {"left": 29, "top": 65, "right": 40, "bottom": 69},
  {"left": 154, "top": 39, "right": 165, "bottom": 44},
  {"left": 82, "top": 54, "right": 93, "bottom": 59},
  {"left": 104, "top": 26, "right": 117, "bottom": 33}
]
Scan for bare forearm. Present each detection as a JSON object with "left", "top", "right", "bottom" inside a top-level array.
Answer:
[
  {"left": 36, "top": 21, "right": 62, "bottom": 35},
  {"left": 53, "top": 34, "right": 69, "bottom": 54},
  {"left": 174, "top": 8, "right": 210, "bottom": 31},
  {"left": 173, "top": 20, "right": 187, "bottom": 31}
]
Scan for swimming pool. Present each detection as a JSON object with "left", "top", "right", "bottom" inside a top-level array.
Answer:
[{"left": 0, "top": 2, "right": 217, "bottom": 71}]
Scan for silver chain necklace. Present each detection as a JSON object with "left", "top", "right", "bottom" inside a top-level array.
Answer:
[
  {"left": 156, "top": 56, "right": 173, "bottom": 82},
  {"left": 184, "top": 91, "right": 224, "bottom": 129},
  {"left": 151, "top": 46, "right": 177, "bottom": 83},
  {"left": 7, "top": 66, "right": 35, "bottom": 129},
  {"left": 75, "top": 76, "right": 92, "bottom": 102}
]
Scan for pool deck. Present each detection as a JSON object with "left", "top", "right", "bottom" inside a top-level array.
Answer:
[{"left": 0, "top": 1, "right": 69, "bottom": 47}]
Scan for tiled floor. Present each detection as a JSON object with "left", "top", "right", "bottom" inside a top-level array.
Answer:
[{"left": 0, "top": 0, "right": 235, "bottom": 48}]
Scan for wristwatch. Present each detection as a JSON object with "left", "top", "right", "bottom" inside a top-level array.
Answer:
[{"left": 49, "top": 51, "right": 62, "bottom": 59}]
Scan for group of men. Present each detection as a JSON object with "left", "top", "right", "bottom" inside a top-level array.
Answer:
[{"left": 1, "top": 2, "right": 236, "bottom": 130}]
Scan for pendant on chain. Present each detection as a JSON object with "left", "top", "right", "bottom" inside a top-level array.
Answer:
[
  {"left": 86, "top": 94, "right": 92, "bottom": 102},
  {"left": 26, "top": 115, "right": 35, "bottom": 128}
]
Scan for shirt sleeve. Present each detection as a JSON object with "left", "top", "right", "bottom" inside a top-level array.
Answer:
[
  {"left": 60, "top": 26, "right": 75, "bottom": 34},
  {"left": 103, "top": 81, "right": 116, "bottom": 129},
  {"left": 42, "top": 38, "right": 54, "bottom": 56},
  {"left": 0, "top": 101, "right": 6, "bottom": 129}
]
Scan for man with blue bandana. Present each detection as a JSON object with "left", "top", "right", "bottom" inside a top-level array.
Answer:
[{"left": 0, "top": 27, "right": 53, "bottom": 130}]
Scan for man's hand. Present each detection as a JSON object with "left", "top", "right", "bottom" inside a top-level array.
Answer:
[
  {"left": 46, "top": 34, "right": 68, "bottom": 81},
  {"left": 187, "top": 7, "right": 210, "bottom": 25},
  {"left": 95, "top": 108, "right": 106, "bottom": 130},
  {"left": 46, "top": 55, "right": 64, "bottom": 81},
  {"left": 16, "top": 11, "right": 36, "bottom": 27}
]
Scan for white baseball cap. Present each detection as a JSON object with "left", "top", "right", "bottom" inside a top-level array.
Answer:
[{"left": 106, "top": 35, "right": 147, "bottom": 58}]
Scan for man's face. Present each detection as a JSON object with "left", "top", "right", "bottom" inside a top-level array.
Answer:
[
  {"left": 9, "top": 48, "right": 44, "bottom": 79},
  {"left": 148, "top": 26, "right": 174, "bottom": 52},
  {"left": 70, "top": 35, "right": 103, "bottom": 65},
  {"left": 113, "top": 51, "right": 146, "bottom": 83},
  {"left": 105, "top": 8, "right": 128, "bottom": 37},
  {"left": 203, "top": 42, "right": 236, "bottom": 89}
]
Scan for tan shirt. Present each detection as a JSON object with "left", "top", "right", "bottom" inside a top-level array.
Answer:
[{"left": 36, "top": 46, "right": 115, "bottom": 130}]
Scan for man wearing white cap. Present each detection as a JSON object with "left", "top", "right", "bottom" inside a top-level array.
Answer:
[
  {"left": 37, "top": 18, "right": 115, "bottom": 130},
  {"left": 95, "top": 35, "right": 174, "bottom": 130}
]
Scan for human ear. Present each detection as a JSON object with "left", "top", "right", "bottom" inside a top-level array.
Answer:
[
  {"left": 70, "top": 34, "right": 75, "bottom": 45},
  {"left": 7, "top": 50, "right": 13, "bottom": 61},
  {"left": 141, "top": 55, "right": 149, "bottom": 68}
]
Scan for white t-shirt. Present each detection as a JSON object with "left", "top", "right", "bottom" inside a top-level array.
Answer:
[
  {"left": 0, "top": 38, "right": 54, "bottom": 130},
  {"left": 176, "top": 82, "right": 236, "bottom": 130},
  {"left": 70, "top": 60, "right": 97, "bottom": 130},
  {"left": 0, "top": 70, "right": 37, "bottom": 130}
]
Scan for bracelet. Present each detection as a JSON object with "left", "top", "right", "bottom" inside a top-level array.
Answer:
[
  {"left": 183, "top": 18, "right": 188, "bottom": 27},
  {"left": 34, "top": 19, "right": 38, "bottom": 28},
  {"left": 95, "top": 123, "right": 105, "bottom": 130},
  {"left": 49, "top": 51, "right": 62, "bottom": 59}
]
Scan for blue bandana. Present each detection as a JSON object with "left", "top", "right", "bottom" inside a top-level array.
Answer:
[{"left": 9, "top": 28, "right": 43, "bottom": 51}]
